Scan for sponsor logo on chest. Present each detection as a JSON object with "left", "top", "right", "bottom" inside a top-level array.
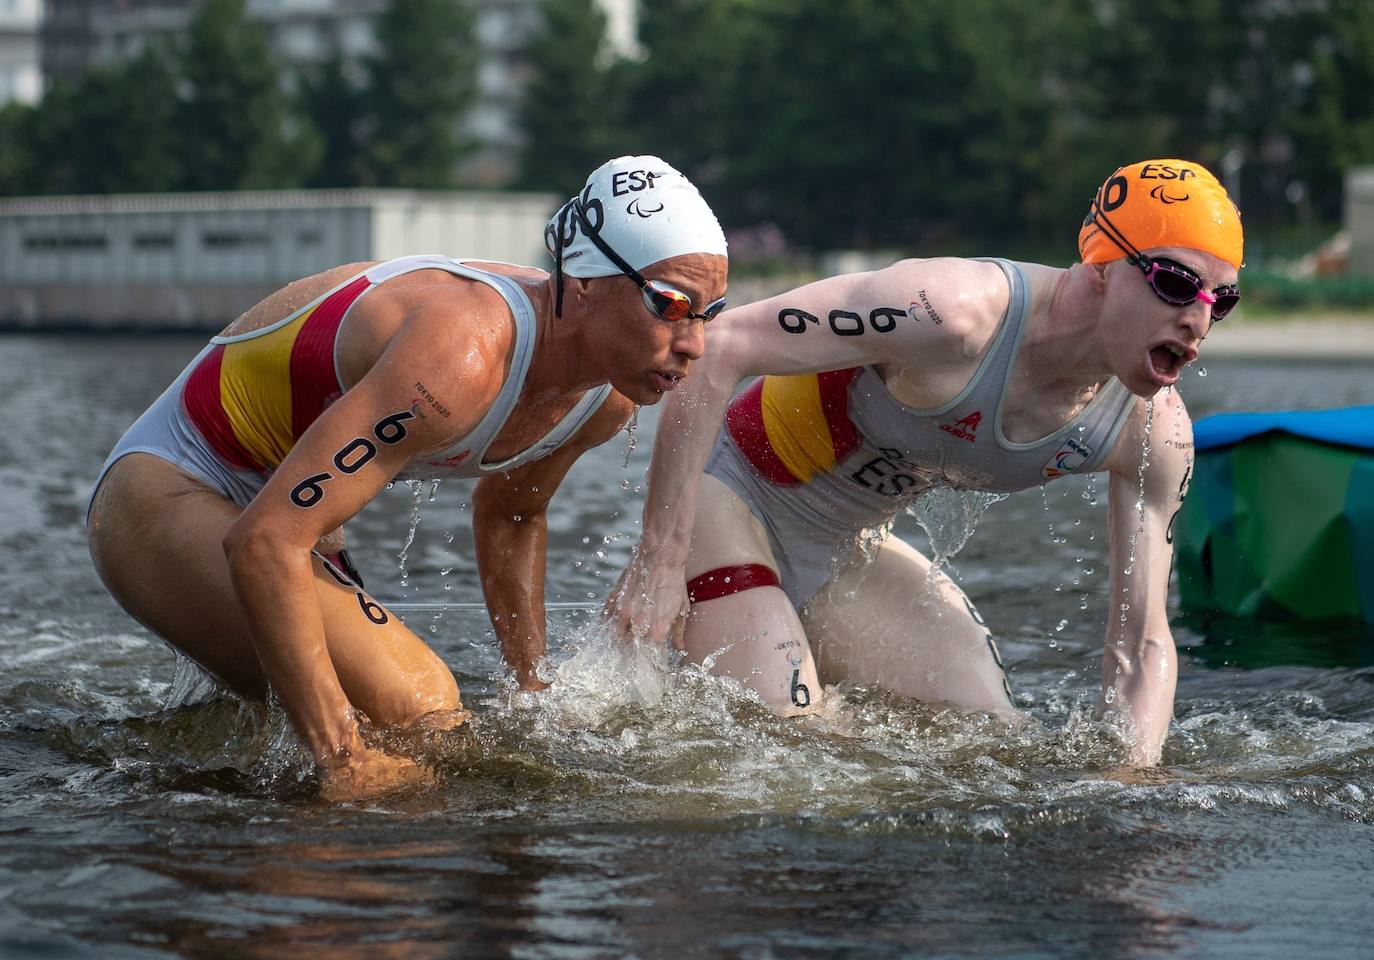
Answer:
[
  {"left": 939, "top": 410, "right": 982, "bottom": 443},
  {"left": 1042, "top": 435, "right": 1094, "bottom": 478}
]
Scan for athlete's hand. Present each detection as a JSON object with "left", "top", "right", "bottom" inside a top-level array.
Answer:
[
  {"left": 605, "top": 552, "right": 690, "bottom": 651},
  {"left": 318, "top": 742, "right": 433, "bottom": 803}
]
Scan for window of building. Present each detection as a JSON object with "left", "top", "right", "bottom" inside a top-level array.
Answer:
[
  {"left": 23, "top": 234, "right": 109, "bottom": 250},
  {"left": 202, "top": 232, "right": 270, "bottom": 249}
]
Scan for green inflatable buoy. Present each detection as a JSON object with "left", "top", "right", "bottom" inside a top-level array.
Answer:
[{"left": 1175, "top": 404, "right": 1374, "bottom": 624}]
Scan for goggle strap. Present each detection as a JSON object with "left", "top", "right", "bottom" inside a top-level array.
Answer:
[
  {"left": 575, "top": 202, "right": 650, "bottom": 288},
  {"left": 552, "top": 199, "right": 572, "bottom": 317},
  {"left": 570, "top": 200, "right": 721, "bottom": 320},
  {"left": 1090, "top": 194, "right": 1146, "bottom": 266}
]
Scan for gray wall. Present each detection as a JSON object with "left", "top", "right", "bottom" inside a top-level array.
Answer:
[
  {"left": 1347, "top": 167, "right": 1374, "bottom": 277},
  {"left": 0, "top": 189, "right": 557, "bottom": 329}
]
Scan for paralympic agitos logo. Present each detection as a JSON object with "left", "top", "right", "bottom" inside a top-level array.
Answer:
[
  {"left": 614, "top": 169, "right": 668, "bottom": 218},
  {"left": 1141, "top": 163, "right": 1194, "bottom": 204}
]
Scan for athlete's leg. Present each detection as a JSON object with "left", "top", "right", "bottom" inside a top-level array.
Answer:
[
  {"left": 682, "top": 475, "right": 820, "bottom": 716},
  {"left": 87, "top": 453, "right": 463, "bottom": 727},
  {"left": 801, "top": 533, "right": 1018, "bottom": 720}
]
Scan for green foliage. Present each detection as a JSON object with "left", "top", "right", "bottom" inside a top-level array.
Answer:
[
  {"left": 4, "top": 0, "right": 1373, "bottom": 265},
  {"left": 175, "top": 0, "right": 312, "bottom": 190},
  {"left": 1236, "top": 272, "right": 1374, "bottom": 312},
  {"left": 0, "top": 103, "right": 39, "bottom": 195},
  {"left": 1280, "top": 0, "right": 1374, "bottom": 221},
  {"left": 616, "top": 0, "right": 750, "bottom": 192},
  {"left": 2, "top": 50, "right": 181, "bottom": 196},
  {"left": 621, "top": 0, "right": 1067, "bottom": 252},
  {"left": 516, "top": 0, "right": 621, "bottom": 194},
  {"left": 360, "top": 0, "right": 479, "bottom": 188},
  {"left": 298, "top": 49, "right": 369, "bottom": 188}
]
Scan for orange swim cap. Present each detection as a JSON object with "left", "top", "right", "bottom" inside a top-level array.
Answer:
[{"left": 1078, "top": 159, "right": 1243, "bottom": 270}]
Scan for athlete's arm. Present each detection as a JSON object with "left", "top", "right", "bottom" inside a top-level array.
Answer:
[
  {"left": 474, "top": 392, "right": 636, "bottom": 690},
  {"left": 609, "top": 257, "right": 1000, "bottom": 646},
  {"left": 1100, "top": 388, "right": 1193, "bottom": 765},
  {"left": 221, "top": 303, "right": 504, "bottom": 780}
]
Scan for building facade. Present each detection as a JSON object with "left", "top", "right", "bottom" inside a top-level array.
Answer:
[
  {"left": 0, "top": 188, "right": 558, "bottom": 329},
  {"left": 0, "top": 0, "right": 43, "bottom": 105}
]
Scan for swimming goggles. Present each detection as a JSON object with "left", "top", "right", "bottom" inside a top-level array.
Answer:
[
  {"left": 550, "top": 198, "right": 727, "bottom": 322},
  {"left": 1087, "top": 195, "right": 1241, "bottom": 321}
]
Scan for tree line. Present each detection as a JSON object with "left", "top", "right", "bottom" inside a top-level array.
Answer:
[
  {"left": 3, "top": 0, "right": 1371, "bottom": 262},
  {"left": 0, "top": 0, "right": 475, "bottom": 196}
]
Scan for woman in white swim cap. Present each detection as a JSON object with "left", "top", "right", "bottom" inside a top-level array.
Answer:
[{"left": 86, "top": 154, "right": 726, "bottom": 801}]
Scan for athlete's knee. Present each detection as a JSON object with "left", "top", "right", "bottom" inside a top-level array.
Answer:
[{"left": 374, "top": 661, "right": 462, "bottom": 727}]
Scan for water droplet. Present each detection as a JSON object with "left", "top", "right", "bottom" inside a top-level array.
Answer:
[
  {"left": 1198, "top": 366, "right": 1208, "bottom": 378},
  {"left": 395, "top": 481, "right": 425, "bottom": 582},
  {"left": 622, "top": 408, "right": 639, "bottom": 468},
  {"left": 1104, "top": 687, "right": 1116, "bottom": 704}
]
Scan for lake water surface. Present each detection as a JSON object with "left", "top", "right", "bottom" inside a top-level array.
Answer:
[{"left": 2, "top": 334, "right": 1373, "bottom": 959}]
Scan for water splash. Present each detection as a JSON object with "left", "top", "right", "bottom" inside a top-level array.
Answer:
[
  {"left": 164, "top": 654, "right": 224, "bottom": 709},
  {"left": 905, "top": 486, "right": 1008, "bottom": 567},
  {"left": 396, "top": 480, "right": 426, "bottom": 587},
  {"left": 622, "top": 408, "right": 639, "bottom": 469}
]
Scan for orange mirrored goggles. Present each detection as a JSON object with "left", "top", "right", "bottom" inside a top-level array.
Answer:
[{"left": 638, "top": 278, "right": 727, "bottom": 323}]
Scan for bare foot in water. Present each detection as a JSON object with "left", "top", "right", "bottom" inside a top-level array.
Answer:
[{"left": 318, "top": 742, "right": 434, "bottom": 803}]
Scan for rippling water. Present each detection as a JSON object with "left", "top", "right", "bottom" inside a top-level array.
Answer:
[{"left": 3, "top": 334, "right": 1373, "bottom": 959}]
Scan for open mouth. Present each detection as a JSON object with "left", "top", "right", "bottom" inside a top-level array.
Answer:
[
  {"left": 651, "top": 369, "right": 684, "bottom": 392},
  {"left": 1148, "top": 343, "right": 1194, "bottom": 384}
]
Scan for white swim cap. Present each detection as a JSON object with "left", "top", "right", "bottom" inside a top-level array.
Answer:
[{"left": 544, "top": 155, "right": 727, "bottom": 282}]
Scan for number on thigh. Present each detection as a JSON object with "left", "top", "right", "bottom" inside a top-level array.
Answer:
[
  {"left": 683, "top": 476, "right": 820, "bottom": 716},
  {"left": 310, "top": 552, "right": 461, "bottom": 725}
]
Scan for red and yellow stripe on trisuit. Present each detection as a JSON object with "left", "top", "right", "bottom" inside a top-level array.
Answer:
[
  {"left": 182, "top": 275, "right": 371, "bottom": 473},
  {"left": 725, "top": 368, "right": 862, "bottom": 485}
]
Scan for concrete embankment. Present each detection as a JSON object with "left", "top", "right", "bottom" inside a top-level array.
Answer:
[{"left": 1204, "top": 314, "right": 1374, "bottom": 358}]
